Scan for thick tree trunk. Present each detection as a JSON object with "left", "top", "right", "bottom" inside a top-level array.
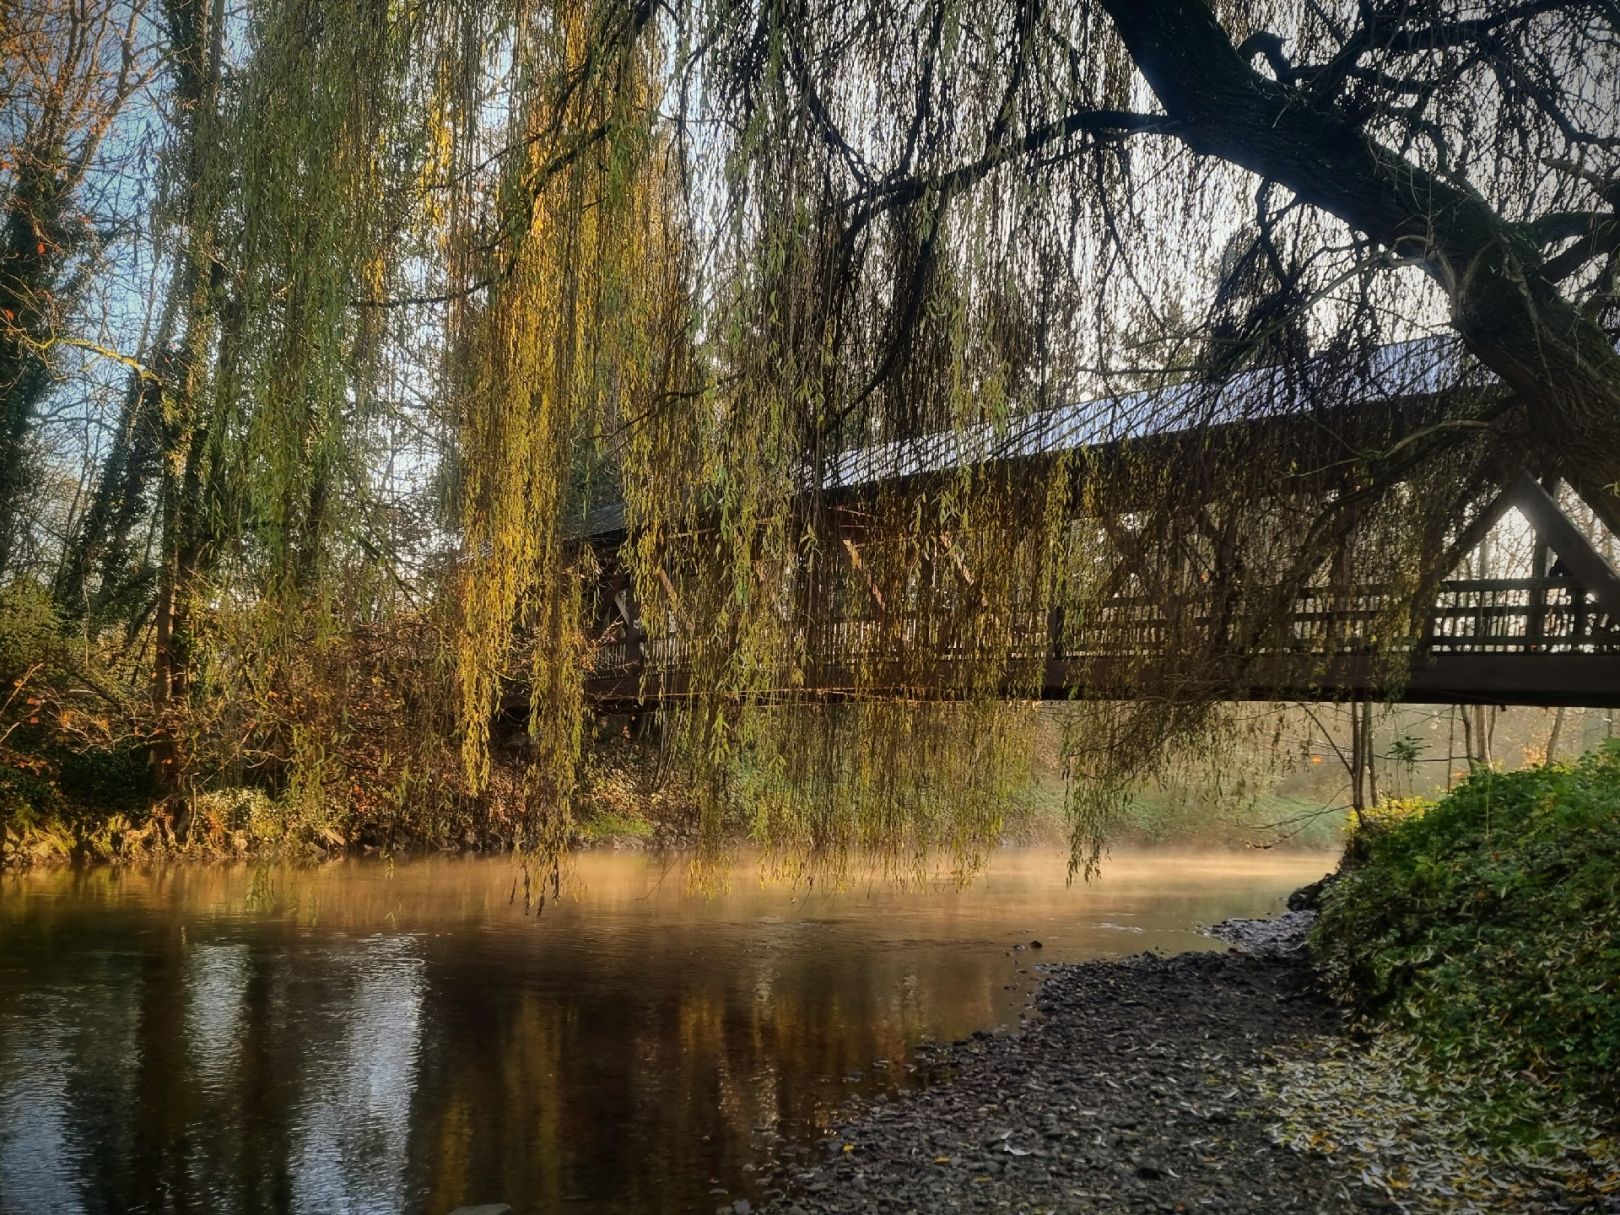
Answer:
[
  {"left": 1099, "top": 0, "right": 1620, "bottom": 517},
  {"left": 54, "top": 344, "right": 170, "bottom": 620},
  {"left": 0, "top": 161, "right": 73, "bottom": 579},
  {"left": 150, "top": 0, "right": 227, "bottom": 794}
]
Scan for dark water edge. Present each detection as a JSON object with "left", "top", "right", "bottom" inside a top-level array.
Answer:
[{"left": 0, "top": 849, "right": 1335, "bottom": 1215}]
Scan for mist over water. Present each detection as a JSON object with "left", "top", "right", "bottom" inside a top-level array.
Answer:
[{"left": 0, "top": 849, "right": 1332, "bottom": 1215}]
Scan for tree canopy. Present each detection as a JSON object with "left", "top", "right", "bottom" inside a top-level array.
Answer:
[{"left": 1, "top": 0, "right": 1616, "bottom": 874}]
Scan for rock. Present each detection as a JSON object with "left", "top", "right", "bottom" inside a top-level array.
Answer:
[
  {"left": 446, "top": 1207, "right": 513, "bottom": 1215},
  {"left": 1204, "top": 910, "right": 1316, "bottom": 956},
  {"left": 1286, "top": 872, "right": 1336, "bottom": 911}
]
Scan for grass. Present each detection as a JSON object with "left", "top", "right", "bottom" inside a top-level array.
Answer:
[{"left": 573, "top": 806, "right": 656, "bottom": 844}]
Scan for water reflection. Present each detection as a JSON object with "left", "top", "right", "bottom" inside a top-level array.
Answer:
[
  {"left": 187, "top": 944, "right": 249, "bottom": 1088},
  {"left": 291, "top": 937, "right": 425, "bottom": 1215},
  {"left": 0, "top": 849, "right": 1332, "bottom": 1215},
  {"left": 0, "top": 996, "right": 84, "bottom": 1214}
]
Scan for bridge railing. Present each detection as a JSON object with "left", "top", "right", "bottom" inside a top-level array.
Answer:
[
  {"left": 1423, "top": 577, "right": 1605, "bottom": 651},
  {"left": 586, "top": 576, "right": 1614, "bottom": 680}
]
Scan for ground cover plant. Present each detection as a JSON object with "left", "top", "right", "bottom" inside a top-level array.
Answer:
[{"left": 1313, "top": 743, "right": 1620, "bottom": 1134}]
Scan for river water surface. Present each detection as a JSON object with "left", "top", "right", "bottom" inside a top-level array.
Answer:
[{"left": 0, "top": 848, "right": 1332, "bottom": 1215}]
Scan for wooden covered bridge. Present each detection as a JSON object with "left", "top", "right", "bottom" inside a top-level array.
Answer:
[{"left": 569, "top": 340, "right": 1620, "bottom": 710}]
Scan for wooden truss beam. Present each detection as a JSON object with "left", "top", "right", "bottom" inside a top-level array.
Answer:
[{"left": 1507, "top": 472, "right": 1620, "bottom": 620}]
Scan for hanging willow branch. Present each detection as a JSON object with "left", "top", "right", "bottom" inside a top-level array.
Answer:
[{"left": 14, "top": 0, "right": 1614, "bottom": 878}]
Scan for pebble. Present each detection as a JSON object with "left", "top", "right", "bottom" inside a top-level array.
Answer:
[{"left": 762, "top": 921, "right": 1618, "bottom": 1215}]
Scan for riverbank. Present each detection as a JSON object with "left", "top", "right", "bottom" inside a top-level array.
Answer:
[
  {"left": 760, "top": 931, "right": 1620, "bottom": 1214},
  {"left": 761, "top": 944, "right": 1387, "bottom": 1214},
  {"left": 3, "top": 723, "right": 1096, "bottom": 870},
  {"left": 2, "top": 705, "right": 1346, "bottom": 872}
]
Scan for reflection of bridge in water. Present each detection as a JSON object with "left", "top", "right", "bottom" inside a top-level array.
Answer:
[{"left": 571, "top": 341, "right": 1620, "bottom": 710}]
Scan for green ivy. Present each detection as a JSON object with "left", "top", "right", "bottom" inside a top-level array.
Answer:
[{"left": 1313, "top": 742, "right": 1620, "bottom": 1134}]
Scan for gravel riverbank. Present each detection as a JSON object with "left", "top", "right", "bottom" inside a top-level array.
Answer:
[
  {"left": 756, "top": 905, "right": 1620, "bottom": 1215},
  {"left": 761, "top": 944, "right": 1391, "bottom": 1214}
]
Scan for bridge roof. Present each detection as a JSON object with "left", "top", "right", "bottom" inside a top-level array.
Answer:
[
  {"left": 576, "top": 335, "right": 1501, "bottom": 539},
  {"left": 820, "top": 335, "right": 1489, "bottom": 489}
]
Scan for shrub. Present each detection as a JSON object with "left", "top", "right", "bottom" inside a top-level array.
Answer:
[
  {"left": 1312, "top": 743, "right": 1620, "bottom": 1126},
  {"left": 0, "top": 581, "right": 154, "bottom": 844}
]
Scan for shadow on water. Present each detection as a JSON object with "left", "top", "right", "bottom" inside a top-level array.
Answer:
[{"left": 0, "top": 848, "right": 1334, "bottom": 1215}]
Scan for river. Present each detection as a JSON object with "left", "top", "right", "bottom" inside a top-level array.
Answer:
[{"left": 0, "top": 848, "right": 1333, "bottom": 1215}]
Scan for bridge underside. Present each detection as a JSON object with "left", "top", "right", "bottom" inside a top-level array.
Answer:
[{"left": 583, "top": 651, "right": 1620, "bottom": 711}]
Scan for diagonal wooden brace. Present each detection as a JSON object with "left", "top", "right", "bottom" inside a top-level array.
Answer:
[{"left": 1507, "top": 471, "right": 1620, "bottom": 621}]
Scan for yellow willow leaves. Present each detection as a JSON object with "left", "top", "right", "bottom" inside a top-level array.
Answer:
[
  {"left": 141, "top": 0, "right": 1506, "bottom": 881},
  {"left": 452, "top": 2, "right": 679, "bottom": 862}
]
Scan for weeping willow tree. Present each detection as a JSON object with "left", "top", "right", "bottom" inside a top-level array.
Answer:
[
  {"left": 576, "top": 0, "right": 1620, "bottom": 875},
  {"left": 9, "top": 0, "right": 1617, "bottom": 874},
  {"left": 138, "top": 0, "right": 470, "bottom": 808},
  {"left": 449, "top": 0, "right": 690, "bottom": 865}
]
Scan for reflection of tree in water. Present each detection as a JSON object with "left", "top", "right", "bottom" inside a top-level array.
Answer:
[
  {"left": 407, "top": 927, "right": 962, "bottom": 1212},
  {"left": 0, "top": 852, "right": 1326, "bottom": 1213},
  {"left": 0, "top": 998, "right": 85, "bottom": 1213},
  {"left": 289, "top": 937, "right": 425, "bottom": 1215},
  {"left": 0, "top": 928, "right": 149, "bottom": 1211}
]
